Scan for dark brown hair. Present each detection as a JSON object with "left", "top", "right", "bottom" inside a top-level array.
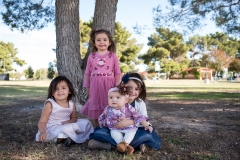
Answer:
[
  {"left": 90, "top": 29, "right": 116, "bottom": 53},
  {"left": 47, "top": 76, "right": 75, "bottom": 101},
  {"left": 117, "top": 83, "right": 131, "bottom": 96},
  {"left": 122, "top": 72, "right": 147, "bottom": 101}
]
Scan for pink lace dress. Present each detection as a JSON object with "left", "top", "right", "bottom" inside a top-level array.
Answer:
[{"left": 81, "top": 52, "right": 121, "bottom": 119}]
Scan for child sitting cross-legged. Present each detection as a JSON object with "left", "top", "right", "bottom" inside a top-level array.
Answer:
[{"left": 98, "top": 84, "right": 153, "bottom": 155}]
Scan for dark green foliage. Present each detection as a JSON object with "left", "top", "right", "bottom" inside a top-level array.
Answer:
[
  {"left": 25, "top": 65, "right": 34, "bottom": 79},
  {"left": 140, "top": 28, "right": 190, "bottom": 74},
  {"left": 47, "top": 62, "right": 55, "bottom": 79},
  {"left": 80, "top": 19, "right": 92, "bottom": 59},
  {"left": 191, "top": 67, "right": 201, "bottom": 79},
  {"left": 1, "top": 0, "right": 55, "bottom": 32},
  {"left": 0, "top": 41, "right": 26, "bottom": 73},
  {"left": 228, "top": 59, "right": 240, "bottom": 73},
  {"left": 143, "top": 28, "right": 189, "bottom": 61},
  {"left": 182, "top": 70, "right": 188, "bottom": 78},
  {"left": 187, "top": 33, "right": 240, "bottom": 69},
  {"left": 114, "top": 22, "right": 142, "bottom": 72},
  {"left": 153, "top": 0, "right": 240, "bottom": 35}
]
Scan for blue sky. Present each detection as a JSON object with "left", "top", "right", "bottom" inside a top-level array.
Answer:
[{"left": 0, "top": 0, "right": 221, "bottom": 72}]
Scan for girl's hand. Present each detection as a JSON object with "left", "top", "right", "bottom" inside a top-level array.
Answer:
[
  {"left": 115, "top": 118, "right": 133, "bottom": 129},
  {"left": 61, "top": 121, "right": 69, "bottom": 125},
  {"left": 39, "top": 132, "right": 47, "bottom": 142},
  {"left": 144, "top": 126, "right": 153, "bottom": 133}
]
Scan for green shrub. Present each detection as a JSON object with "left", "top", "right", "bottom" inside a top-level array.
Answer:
[{"left": 192, "top": 68, "right": 201, "bottom": 79}]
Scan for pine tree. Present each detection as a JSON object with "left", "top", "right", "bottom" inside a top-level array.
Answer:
[
  {"left": 140, "top": 28, "right": 189, "bottom": 73},
  {"left": 47, "top": 62, "right": 55, "bottom": 79},
  {"left": 153, "top": 1, "right": 240, "bottom": 35},
  {"left": 25, "top": 66, "right": 34, "bottom": 79},
  {"left": 0, "top": 41, "right": 26, "bottom": 73}
]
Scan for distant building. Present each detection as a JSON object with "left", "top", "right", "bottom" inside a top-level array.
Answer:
[
  {"left": 20, "top": 75, "right": 27, "bottom": 80},
  {"left": 181, "top": 68, "right": 213, "bottom": 80}
]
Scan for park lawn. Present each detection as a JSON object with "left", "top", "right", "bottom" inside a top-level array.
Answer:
[
  {"left": 0, "top": 79, "right": 239, "bottom": 102},
  {"left": 0, "top": 80, "right": 240, "bottom": 159},
  {"left": 0, "top": 85, "right": 48, "bottom": 107},
  {"left": 146, "top": 80, "right": 240, "bottom": 100},
  {"left": 147, "top": 91, "right": 240, "bottom": 100}
]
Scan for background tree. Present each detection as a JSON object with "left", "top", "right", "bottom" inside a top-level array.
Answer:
[
  {"left": 199, "top": 53, "right": 210, "bottom": 68},
  {"left": 187, "top": 32, "right": 240, "bottom": 68},
  {"left": 153, "top": 0, "right": 240, "bottom": 35},
  {"left": 35, "top": 68, "right": 47, "bottom": 80},
  {"left": 1, "top": 0, "right": 84, "bottom": 106},
  {"left": 47, "top": 62, "right": 55, "bottom": 79},
  {"left": 114, "top": 22, "right": 142, "bottom": 72},
  {"left": 0, "top": 41, "right": 26, "bottom": 73},
  {"left": 228, "top": 59, "right": 240, "bottom": 73},
  {"left": 1, "top": 0, "right": 119, "bottom": 107},
  {"left": 160, "top": 59, "right": 177, "bottom": 79},
  {"left": 24, "top": 66, "right": 34, "bottom": 79},
  {"left": 208, "top": 49, "right": 233, "bottom": 79},
  {"left": 140, "top": 27, "right": 189, "bottom": 74},
  {"left": 9, "top": 71, "right": 22, "bottom": 80},
  {"left": 55, "top": 0, "right": 84, "bottom": 107},
  {"left": 1, "top": 0, "right": 55, "bottom": 32},
  {"left": 80, "top": 19, "right": 92, "bottom": 59},
  {"left": 208, "top": 32, "right": 240, "bottom": 57},
  {"left": 187, "top": 35, "right": 214, "bottom": 67}
]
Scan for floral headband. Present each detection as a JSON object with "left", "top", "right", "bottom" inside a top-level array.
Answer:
[
  {"left": 121, "top": 73, "right": 143, "bottom": 85},
  {"left": 108, "top": 87, "right": 119, "bottom": 96}
]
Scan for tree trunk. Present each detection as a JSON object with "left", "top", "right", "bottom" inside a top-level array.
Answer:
[
  {"left": 55, "top": 0, "right": 83, "bottom": 109},
  {"left": 80, "top": 0, "right": 118, "bottom": 104}
]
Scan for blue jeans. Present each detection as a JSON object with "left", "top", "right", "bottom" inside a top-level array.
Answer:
[{"left": 89, "top": 126, "right": 161, "bottom": 150}]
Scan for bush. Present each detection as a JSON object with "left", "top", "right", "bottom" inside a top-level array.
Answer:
[
  {"left": 181, "top": 71, "right": 188, "bottom": 78},
  {"left": 192, "top": 68, "right": 201, "bottom": 79}
]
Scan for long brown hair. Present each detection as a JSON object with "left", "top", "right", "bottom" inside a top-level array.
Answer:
[
  {"left": 90, "top": 29, "right": 116, "bottom": 53},
  {"left": 121, "top": 72, "right": 147, "bottom": 101},
  {"left": 47, "top": 76, "right": 75, "bottom": 101}
]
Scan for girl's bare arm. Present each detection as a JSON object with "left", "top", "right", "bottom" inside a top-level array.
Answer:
[
  {"left": 38, "top": 102, "right": 52, "bottom": 141},
  {"left": 62, "top": 103, "right": 77, "bottom": 124}
]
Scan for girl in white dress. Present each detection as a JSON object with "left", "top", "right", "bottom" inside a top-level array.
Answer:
[{"left": 35, "top": 76, "right": 94, "bottom": 147}]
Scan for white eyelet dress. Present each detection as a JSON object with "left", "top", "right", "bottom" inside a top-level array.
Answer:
[{"left": 36, "top": 98, "right": 94, "bottom": 143}]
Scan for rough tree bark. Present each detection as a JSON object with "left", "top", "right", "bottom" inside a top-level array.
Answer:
[{"left": 55, "top": 0, "right": 83, "bottom": 109}]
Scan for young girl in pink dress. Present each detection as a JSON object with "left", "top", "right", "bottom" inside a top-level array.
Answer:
[{"left": 81, "top": 29, "right": 122, "bottom": 126}]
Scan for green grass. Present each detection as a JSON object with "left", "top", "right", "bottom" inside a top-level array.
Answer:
[
  {"left": 147, "top": 91, "right": 240, "bottom": 100},
  {"left": 0, "top": 85, "right": 47, "bottom": 97},
  {"left": 146, "top": 80, "right": 240, "bottom": 100},
  {"left": 0, "top": 81, "right": 240, "bottom": 103},
  {"left": 0, "top": 85, "right": 48, "bottom": 107}
]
